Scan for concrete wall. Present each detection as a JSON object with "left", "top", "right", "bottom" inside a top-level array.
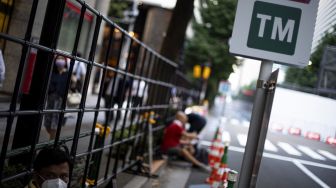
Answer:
[
  {"left": 2, "top": 0, "right": 48, "bottom": 95},
  {"left": 270, "top": 87, "right": 336, "bottom": 139}
]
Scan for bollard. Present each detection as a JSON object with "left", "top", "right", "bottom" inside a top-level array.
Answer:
[{"left": 227, "top": 170, "right": 238, "bottom": 188}]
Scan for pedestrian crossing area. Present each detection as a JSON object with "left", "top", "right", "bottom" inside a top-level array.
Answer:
[{"left": 235, "top": 133, "right": 336, "bottom": 161}]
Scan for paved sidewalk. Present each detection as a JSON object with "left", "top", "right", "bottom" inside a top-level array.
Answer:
[{"left": 120, "top": 160, "right": 212, "bottom": 188}]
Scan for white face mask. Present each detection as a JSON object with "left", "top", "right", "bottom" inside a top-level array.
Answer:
[
  {"left": 55, "top": 59, "right": 66, "bottom": 68},
  {"left": 41, "top": 178, "right": 67, "bottom": 188}
]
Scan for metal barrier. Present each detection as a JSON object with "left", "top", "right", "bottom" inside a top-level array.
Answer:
[{"left": 0, "top": 0, "right": 199, "bottom": 187}]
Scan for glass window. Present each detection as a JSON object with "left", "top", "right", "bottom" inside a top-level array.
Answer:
[{"left": 58, "top": 0, "right": 93, "bottom": 55}]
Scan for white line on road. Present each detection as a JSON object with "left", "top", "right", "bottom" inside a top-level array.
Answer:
[
  {"left": 237, "top": 134, "right": 247, "bottom": 146},
  {"left": 221, "top": 131, "right": 231, "bottom": 143},
  {"left": 264, "top": 140, "right": 278, "bottom": 152},
  {"left": 229, "top": 145, "right": 336, "bottom": 170},
  {"left": 230, "top": 118, "right": 240, "bottom": 125},
  {"left": 199, "top": 140, "right": 212, "bottom": 147},
  {"left": 293, "top": 160, "right": 330, "bottom": 188},
  {"left": 199, "top": 142, "right": 336, "bottom": 171},
  {"left": 278, "top": 142, "right": 302, "bottom": 156},
  {"left": 318, "top": 150, "right": 336, "bottom": 160},
  {"left": 297, "top": 145, "right": 326, "bottom": 160},
  {"left": 242, "top": 120, "right": 250, "bottom": 127},
  {"left": 236, "top": 134, "right": 277, "bottom": 151}
]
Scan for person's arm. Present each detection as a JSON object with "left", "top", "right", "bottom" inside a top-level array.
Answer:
[
  {"left": 182, "top": 131, "right": 198, "bottom": 140},
  {"left": 179, "top": 137, "right": 190, "bottom": 145}
]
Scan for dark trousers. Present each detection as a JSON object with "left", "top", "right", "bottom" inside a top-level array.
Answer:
[{"left": 104, "top": 95, "right": 122, "bottom": 125}]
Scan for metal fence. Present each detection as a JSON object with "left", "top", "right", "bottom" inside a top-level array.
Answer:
[{"left": 0, "top": 0, "right": 199, "bottom": 187}]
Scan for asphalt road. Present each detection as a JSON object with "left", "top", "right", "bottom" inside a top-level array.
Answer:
[
  {"left": 198, "top": 99, "right": 336, "bottom": 188},
  {"left": 224, "top": 121, "right": 336, "bottom": 188}
]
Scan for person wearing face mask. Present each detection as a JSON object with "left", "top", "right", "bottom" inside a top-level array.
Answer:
[
  {"left": 25, "top": 147, "right": 71, "bottom": 188},
  {"left": 44, "top": 56, "right": 69, "bottom": 140}
]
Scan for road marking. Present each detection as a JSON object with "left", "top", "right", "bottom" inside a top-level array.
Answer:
[
  {"left": 221, "top": 131, "right": 231, "bottom": 143},
  {"left": 264, "top": 140, "right": 278, "bottom": 152},
  {"left": 293, "top": 160, "right": 330, "bottom": 188},
  {"left": 229, "top": 146, "right": 336, "bottom": 170},
  {"left": 230, "top": 118, "right": 240, "bottom": 125},
  {"left": 236, "top": 134, "right": 277, "bottom": 152},
  {"left": 237, "top": 134, "right": 247, "bottom": 146},
  {"left": 200, "top": 143, "right": 336, "bottom": 171},
  {"left": 318, "top": 150, "right": 336, "bottom": 160},
  {"left": 278, "top": 142, "right": 302, "bottom": 156},
  {"left": 200, "top": 140, "right": 212, "bottom": 147},
  {"left": 297, "top": 145, "right": 326, "bottom": 160},
  {"left": 242, "top": 120, "right": 250, "bottom": 127}
]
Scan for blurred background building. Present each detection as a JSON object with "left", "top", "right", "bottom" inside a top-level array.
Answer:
[{"left": 312, "top": 0, "right": 336, "bottom": 51}]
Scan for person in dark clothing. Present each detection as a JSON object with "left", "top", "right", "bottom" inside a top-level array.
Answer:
[
  {"left": 44, "top": 56, "right": 69, "bottom": 140},
  {"left": 187, "top": 113, "right": 206, "bottom": 134},
  {"left": 103, "top": 74, "right": 130, "bottom": 125}
]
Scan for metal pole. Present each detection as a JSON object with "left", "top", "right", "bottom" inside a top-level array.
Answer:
[
  {"left": 250, "top": 69, "right": 278, "bottom": 187},
  {"left": 148, "top": 122, "right": 153, "bottom": 177},
  {"left": 238, "top": 60, "right": 273, "bottom": 188}
]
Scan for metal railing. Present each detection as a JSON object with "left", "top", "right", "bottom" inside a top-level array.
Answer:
[{"left": 0, "top": 0, "right": 199, "bottom": 187}]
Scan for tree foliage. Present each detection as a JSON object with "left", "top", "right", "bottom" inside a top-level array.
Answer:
[
  {"left": 185, "top": 0, "right": 237, "bottom": 103},
  {"left": 108, "top": 0, "right": 129, "bottom": 21},
  {"left": 285, "top": 26, "right": 336, "bottom": 88}
]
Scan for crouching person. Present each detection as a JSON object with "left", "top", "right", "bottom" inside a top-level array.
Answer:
[
  {"left": 161, "top": 111, "right": 210, "bottom": 172},
  {"left": 26, "top": 147, "right": 71, "bottom": 188}
]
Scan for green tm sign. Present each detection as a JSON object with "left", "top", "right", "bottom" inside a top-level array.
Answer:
[{"left": 247, "top": 1, "right": 301, "bottom": 55}]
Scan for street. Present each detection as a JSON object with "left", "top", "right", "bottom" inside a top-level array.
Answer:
[{"left": 198, "top": 99, "right": 336, "bottom": 188}]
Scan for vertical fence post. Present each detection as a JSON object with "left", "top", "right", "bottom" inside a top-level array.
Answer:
[
  {"left": 148, "top": 119, "right": 153, "bottom": 177},
  {"left": 10, "top": 0, "right": 66, "bottom": 166}
]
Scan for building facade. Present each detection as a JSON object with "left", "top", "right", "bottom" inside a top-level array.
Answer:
[{"left": 312, "top": 0, "right": 336, "bottom": 51}]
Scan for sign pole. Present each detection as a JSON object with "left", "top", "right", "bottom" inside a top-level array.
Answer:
[
  {"left": 238, "top": 60, "right": 273, "bottom": 188},
  {"left": 250, "top": 69, "right": 278, "bottom": 187}
]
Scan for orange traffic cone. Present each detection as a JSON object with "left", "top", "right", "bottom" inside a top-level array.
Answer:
[
  {"left": 209, "top": 127, "right": 223, "bottom": 167},
  {"left": 206, "top": 128, "right": 225, "bottom": 185},
  {"left": 209, "top": 145, "right": 229, "bottom": 188},
  {"left": 208, "top": 127, "right": 219, "bottom": 167},
  {"left": 206, "top": 164, "right": 219, "bottom": 185}
]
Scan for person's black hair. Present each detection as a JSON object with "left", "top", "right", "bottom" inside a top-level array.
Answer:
[{"left": 33, "top": 147, "right": 71, "bottom": 172}]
